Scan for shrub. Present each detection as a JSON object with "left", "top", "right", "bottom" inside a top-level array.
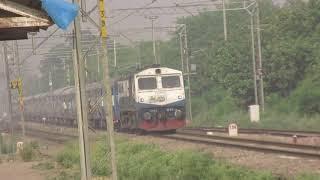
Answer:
[
  {"left": 20, "top": 141, "right": 39, "bottom": 162},
  {"left": 296, "top": 173, "right": 320, "bottom": 180},
  {"left": 50, "top": 171, "right": 80, "bottom": 180},
  {"left": 0, "top": 134, "right": 16, "bottom": 154},
  {"left": 91, "top": 140, "right": 111, "bottom": 176},
  {"left": 116, "top": 141, "right": 274, "bottom": 180},
  {"left": 56, "top": 143, "right": 80, "bottom": 168},
  {"left": 32, "top": 162, "right": 54, "bottom": 170},
  {"left": 288, "top": 77, "right": 320, "bottom": 114},
  {"left": 55, "top": 138, "right": 275, "bottom": 180}
]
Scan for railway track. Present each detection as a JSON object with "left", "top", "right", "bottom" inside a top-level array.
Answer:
[
  {"left": 25, "top": 127, "right": 78, "bottom": 143},
  {"left": 23, "top": 122, "right": 320, "bottom": 159},
  {"left": 155, "top": 129, "right": 320, "bottom": 159},
  {"left": 183, "top": 127, "right": 320, "bottom": 138}
]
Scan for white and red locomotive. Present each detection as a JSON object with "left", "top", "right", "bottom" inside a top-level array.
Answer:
[{"left": 115, "top": 65, "right": 186, "bottom": 132}]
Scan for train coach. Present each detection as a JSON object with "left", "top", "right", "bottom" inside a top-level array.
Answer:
[{"left": 24, "top": 83, "right": 110, "bottom": 129}]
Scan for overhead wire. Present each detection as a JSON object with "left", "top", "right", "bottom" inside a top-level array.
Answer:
[{"left": 110, "top": 0, "right": 158, "bottom": 26}]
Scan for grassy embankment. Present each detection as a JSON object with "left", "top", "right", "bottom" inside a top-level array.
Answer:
[{"left": 37, "top": 137, "right": 319, "bottom": 180}]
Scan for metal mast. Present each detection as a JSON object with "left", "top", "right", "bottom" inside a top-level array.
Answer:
[{"left": 73, "top": 0, "right": 92, "bottom": 178}]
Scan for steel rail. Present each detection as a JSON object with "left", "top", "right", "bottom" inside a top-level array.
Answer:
[
  {"left": 25, "top": 128, "right": 77, "bottom": 143},
  {"left": 178, "top": 129, "right": 320, "bottom": 151},
  {"left": 183, "top": 127, "right": 320, "bottom": 138},
  {"left": 154, "top": 130, "right": 320, "bottom": 159},
  {"left": 19, "top": 121, "right": 320, "bottom": 159}
]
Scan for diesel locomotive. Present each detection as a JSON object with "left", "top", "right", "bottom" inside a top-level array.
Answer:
[{"left": 115, "top": 65, "right": 186, "bottom": 132}]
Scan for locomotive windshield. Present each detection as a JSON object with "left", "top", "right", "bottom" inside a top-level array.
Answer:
[
  {"left": 162, "top": 76, "right": 181, "bottom": 88},
  {"left": 138, "top": 77, "right": 157, "bottom": 90}
]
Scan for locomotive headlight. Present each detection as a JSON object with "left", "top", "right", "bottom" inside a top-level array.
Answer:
[
  {"left": 178, "top": 95, "right": 183, "bottom": 99},
  {"left": 143, "top": 112, "right": 152, "bottom": 120},
  {"left": 140, "top": 98, "right": 144, "bottom": 103},
  {"left": 175, "top": 109, "right": 183, "bottom": 119}
]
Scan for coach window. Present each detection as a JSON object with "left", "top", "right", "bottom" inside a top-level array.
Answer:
[
  {"left": 138, "top": 77, "right": 157, "bottom": 90},
  {"left": 162, "top": 76, "right": 181, "bottom": 88}
]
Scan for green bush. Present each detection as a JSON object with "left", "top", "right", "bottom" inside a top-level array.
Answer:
[
  {"left": 296, "top": 173, "right": 320, "bottom": 180},
  {"left": 91, "top": 140, "right": 111, "bottom": 176},
  {"left": 0, "top": 135, "right": 16, "bottom": 154},
  {"left": 191, "top": 88, "right": 242, "bottom": 127},
  {"left": 56, "top": 143, "right": 80, "bottom": 168},
  {"left": 49, "top": 171, "right": 80, "bottom": 180},
  {"left": 55, "top": 138, "right": 275, "bottom": 180},
  {"left": 55, "top": 138, "right": 320, "bottom": 179},
  {"left": 117, "top": 141, "right": 274, "bottom": 180},
  {"left": 32, "top": 162, "right": 54, "bottom": 170},
  {"left": 20, "top": 141, "right": 39, "bottom": 162},
  {"left": 290, "top": 77, "right": 320, "bottom": 114},
  {"left": 190, "top": 81, "right": 320, "bottom": 131}
]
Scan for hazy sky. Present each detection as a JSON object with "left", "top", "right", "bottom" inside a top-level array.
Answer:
[
  {"left": 0, "top": 0, "right": 286, "bottom": 112},
  {"left": 1, "top": 0, "right": 285, "bottom": 81}
]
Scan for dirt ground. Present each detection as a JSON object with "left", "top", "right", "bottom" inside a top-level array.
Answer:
[
  {"left": 0, "top": 161, "right": 46, "bottom": 180},
  {"left": 0, "top": 137, "right": 65, "bottom": 180}
]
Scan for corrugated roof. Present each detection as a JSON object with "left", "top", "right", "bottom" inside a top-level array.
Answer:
[{"left": 0, "top": 0, "right": 53, "bottom": 41}]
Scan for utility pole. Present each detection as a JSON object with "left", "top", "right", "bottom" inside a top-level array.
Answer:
[
  {"left": 14, "top": 41, "right": 25, "bottom": 137},
  {"left": 49, "top": 67, "right": 53, "bottom": 126},
  {"left": 222, "top": 0, "right": 228, "bottom": 41},
  {"left": 81, "top": 0, "right": 87, "bottom": 22},
  {"left": 113, "top": 40, "right": 117, "bottom": 67},
  {"left": 3, "top": 42, "right": 13, "bottom": 135},
  {"left": 96, "top": 43, "right": 100, "bottom": 81},
  {"left": 250, "top": 15, "right": 258, "bottom": 105},
  {"left": 183, "top": 25, "right": 193, "bottom": 122},
  {"left": 73, "top": 0, "right": 92, "bottom": 178},
  {"left": 145, "top": 15, "right": 158, "bottom": 64},
  {"left": 99, "top": 0, "right": 118, "bottom": 179},
  {"left": 152, "top": 16, "right": 157, "bottom": 64},
  {"left": 137, "top": 42, "right": 141, "bottom": 68},
  {"left": 157, "top": 41, "right": 161, "bottom": 65},
  {"left": 179, "top": 33, "right": 184, "bottom": 73},
  {"left": 3, "top": 42, "right": 16, "bottom": 155},
  {"left": 63, "top": 58, "right": 67, "bottom": 85},
  {"left": 49, "top": 69, "right": 53, "bottom": 91},
  {"left": 101, "top": 39, "right": 118, "bottom": 180},
  {"left": 85, "top": 58, "right": 88, "bottom": 80},
  {"left": 66, "top": 63, "right": 71, "bottom": 86},
  {"left": 256, "top": 1, "right": 265, "bottom": 112}
]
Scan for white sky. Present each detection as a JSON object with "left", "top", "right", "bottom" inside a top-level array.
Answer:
[{"left": 1, "top": 0, "right": 284, "bottom": 79}]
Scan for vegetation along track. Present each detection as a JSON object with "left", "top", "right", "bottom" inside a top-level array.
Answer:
[
  {"left": 183, "top": 127, "right": 320, "bottom": 138},
  {"left": 24, "top": 123, "right": 320, "bottom": 159},
  {"left": 156, "top": 129, "right": 320, "bottom": 159}
]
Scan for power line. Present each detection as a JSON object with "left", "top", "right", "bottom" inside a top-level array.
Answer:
[
  {"left": 111, "top": 0, "right": 256, "bottom": 17},
  {"left": 110, "top": 0, "right": 158, "bottom": 26}
]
